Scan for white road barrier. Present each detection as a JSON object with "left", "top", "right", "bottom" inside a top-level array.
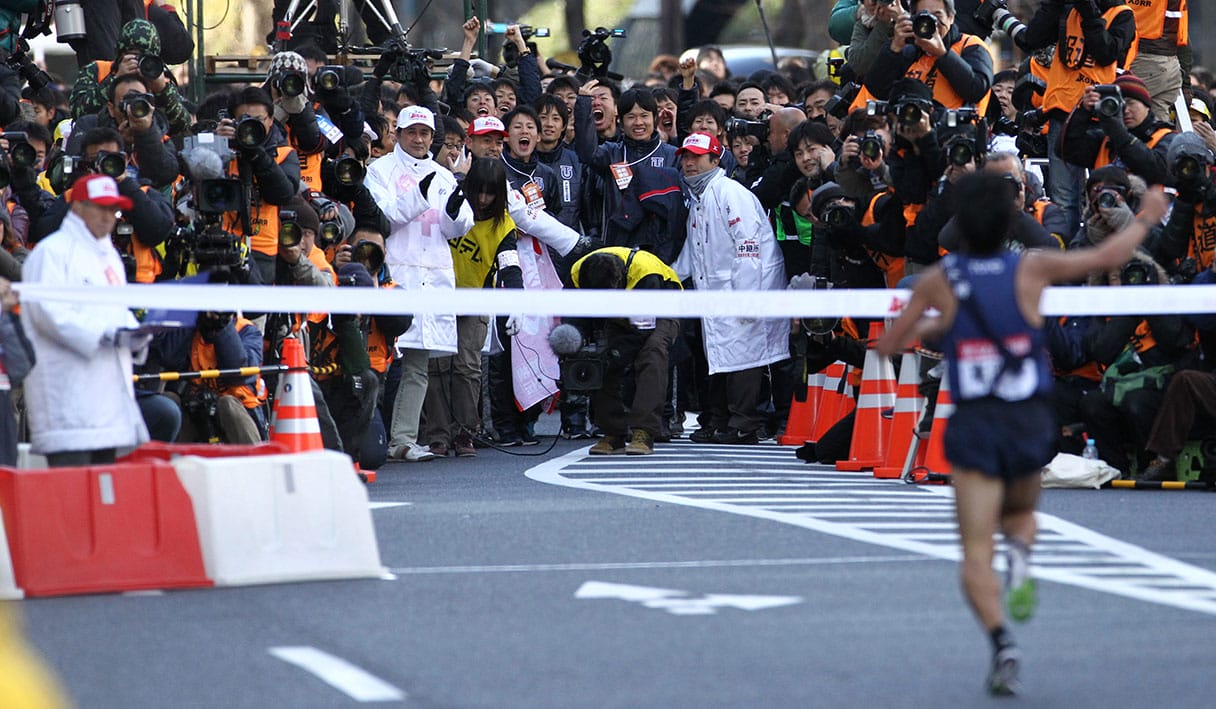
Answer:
[
  {"left": 0, "top": 508, "right": 22, "bottom": 599},
  {"left": 171, "top": 450, "right": 385, "bottom": 586},
  {"left": 13, "top": 282, "right": 1216, "bottom": 319}
]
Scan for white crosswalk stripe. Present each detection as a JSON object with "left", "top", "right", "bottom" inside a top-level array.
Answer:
[{"left": 528, "top": 440, "right": 1216, "bottom": 616}]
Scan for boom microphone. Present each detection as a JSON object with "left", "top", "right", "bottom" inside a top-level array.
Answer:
[
  {"left": 548, "top": 323, "right": 584, "bottom": 355},
  {"left": 546, "top": 58, "right": 578, "bottom": 74},
  {"left": 182, "top": 144, "right": 226, "bottom": 182}
]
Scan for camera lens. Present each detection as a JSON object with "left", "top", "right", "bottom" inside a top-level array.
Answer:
[
  {"left": 316, "top": 68, "right": 341, "bottom": 92},
  {"left": 278, "top": 221, "right": 302, "bottom": 248},
  {"left": 948, "top": 142, "right": 974, "bottom": 166},
  {"left": 897, "top": 102, "right": 922, "bottom": 125},
  {"left": 1096, "top": 96, "right": 1123, "bottom": 119},
  {"left": 138, "top": 55, "right": 164, "bottom": 80},
  {"left": 319, "top": 221, "right": 342, "bottom": 247},
  {"left": 125, "top": 97, "right": 153, "bottom": 119},
  {"left": 1177, "top": 156, "right": 1202, "bottom": 182},
  {"left": 352, "top": 241, "right": 384, "bottom": 274},
  {"left": 236, "top": 117, "right": 267, "bottom": 149},
  {"left": 913, "top": 12, "right": 938, "bottom": 39},
  {"left": 9, "top": 142, "right": 36, "bottom": 168},
  {"left": 97, "top": 152, "right": 127, "bottom": 178},
  {"left": 860, "top": 138, "right": 882, "bottom": 160},
  {"left": 334, "top": 156, "right": 366, "bottom": 186},
  {"left": 1096, "top": 190, "right": 1119, "bottom": 210},
  {"left": 278, "top": 72, "right": 305, "bottom": 98}
]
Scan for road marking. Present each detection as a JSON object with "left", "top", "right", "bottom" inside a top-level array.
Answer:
[
  {"left": 529, "top": 441, "right": 1216, "bottom": 616},
  {"left": 369, "top": 502, "right": 412, "bottom": 510},
  {"left": 387, "top": 555, "right": 932, "bottom": 575},
  {"left": 575, "top": 580, "right": 802, "bottom": 615},
  {"left": 268, "top": 646, "right": 405, "bottom": 702}
]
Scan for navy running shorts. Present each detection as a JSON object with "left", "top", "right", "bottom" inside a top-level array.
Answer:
[{"left": 943, "top": 397, "right": 1056, "bottom": 480}]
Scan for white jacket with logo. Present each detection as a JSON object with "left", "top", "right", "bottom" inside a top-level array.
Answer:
[
  {"left": 674, "top": 168, "right": 789, "bottom": 374},
  {"left": 21, "top": 210, "right": 150, "bottom": 454},
  {"left": 365, "top": 144, "right": 474, "bottom": 354}
]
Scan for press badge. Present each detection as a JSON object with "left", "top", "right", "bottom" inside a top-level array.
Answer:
[
  {"left": 521, "top": 181, "right": 545, "bottom": 210},
  {"left": 610, "top": 162, "right": 633, "bottom": 190},
  {"left": 315, "top": 113, "right": 344, "bottom": 144}
]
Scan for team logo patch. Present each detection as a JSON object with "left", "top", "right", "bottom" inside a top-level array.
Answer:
[{"left": 560, "top": 165, "right": 573, "bottom": 180}]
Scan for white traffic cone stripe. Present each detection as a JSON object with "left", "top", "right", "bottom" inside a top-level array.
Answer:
[{"left": 271, "top": 418, "right": 323, "bottom": 435}]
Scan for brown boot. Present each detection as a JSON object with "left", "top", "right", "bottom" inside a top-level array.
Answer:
[
  {"left": 589, "top": 435, "right": 626, "bottom": 455},
  {"left": 625, "top": 430, "right": 654, "bottom": 456}
]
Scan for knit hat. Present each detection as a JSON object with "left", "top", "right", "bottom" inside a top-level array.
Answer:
[
  {"left": 810, "top": 181, "right": 845, "bottom": 218},
  {"left": 267, "top": 51, "right": 311, "bottom": 90},
  {"left": 116, "top": 19, "right": 160, "bottom": 58},
  {"left": 1113, "top": 73, "right": 1152, "bottom": 108},
  {"left": 284, "top": 195, "right": 320, "bottom": 234}
]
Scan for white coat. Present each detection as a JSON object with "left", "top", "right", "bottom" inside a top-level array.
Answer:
[
  {"left": 364, "top": 144, "right": 474, "bottom": 355},
  {"left": 21, "top": 210, "right": 150, "bottom": 454},
  {"left": 673, "top": 168, "right": 789, "bottom": 374}
]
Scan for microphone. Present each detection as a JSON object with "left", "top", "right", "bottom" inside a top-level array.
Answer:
[
  {"left": 546, "top": 58, "right": 577, "bottom": 74},
  {"left": 548, "top": 323, "right": 584, "bottom": 355}
]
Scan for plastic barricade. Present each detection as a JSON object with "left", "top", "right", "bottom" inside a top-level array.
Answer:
[
  {"left": 15, "top": 443, "right": 46, "bottom": 470},
  {"left": 171, "top": 450, "right": 384, "bottom": 586},
  {"left": 118, "top": 441, "right": 290, "bottom": 464},
  {"left": 0, "top": 462, "right": 212, "bottom": 597},
  {"left": 0, "top": 507, "right": 21, "bottom": 599}
]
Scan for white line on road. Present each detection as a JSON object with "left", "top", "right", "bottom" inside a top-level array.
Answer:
[
  {"left": 268, "top": 646, "right": 405, "bottom": 702},
  {"left": 387, "top": 554, "right": 934, "bottom": 575},
  {"left": 369, "top": 502, "right": 412, "bottom": 510}
]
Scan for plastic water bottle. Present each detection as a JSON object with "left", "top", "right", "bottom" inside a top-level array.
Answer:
[{"left": 1083, "top": 437, "right": 1099, "bottom": 461}]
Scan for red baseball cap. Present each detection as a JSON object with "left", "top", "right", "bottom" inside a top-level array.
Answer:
[
  {"left": 676, "top": 132, "right": 723, "bottom": 157},
  {"left": 468, "top": 115, "right": 508, "bottom": 137},
  {"left": 69, "top": 174, "right": 133, "bottom": 210}
]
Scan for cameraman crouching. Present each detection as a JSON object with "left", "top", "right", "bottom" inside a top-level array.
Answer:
[{"left": 569, "top": 247, "right": 682, "bottom": 455}]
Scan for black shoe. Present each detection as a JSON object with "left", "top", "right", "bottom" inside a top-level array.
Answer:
[
  {"left": 689, "top": 427, "right": 718, "bottom": 444},
  {"left": 498, "top": 433, "right": 523, "bottom": 447},
  {"left": 986, "top": 645, "right": 1022, "bottom": 696},
  {"left": 520, "top": 429, "right": 540, "bottom": 446},
  {"left": 714, "top": 428, "right": 759, "bottom": 445},
  {"left": 1139, "top": 457, "right": 1175, "bottom": 482}
]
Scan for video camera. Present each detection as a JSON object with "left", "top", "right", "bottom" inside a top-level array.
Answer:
[
  {"left": 487, "top": 22, "right": 551, "bottom": 67},
  {"left": 576, "top": 27, "right": 626, "bottom": 80},
  {"left": 559, "top": 341, "right": 618, "bottom": 392},
  {"left": 725, "top": 116, "right": 769, "bottom": 142},
  {"left": 6, "top": 39, "right": 51, "bottom": 96},
  {"left": 375, "top": 36, "right": 445, "bottom": 86}
]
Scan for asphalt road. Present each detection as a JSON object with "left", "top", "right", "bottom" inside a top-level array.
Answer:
[{"left": 14, "top": 418, "right": 1216, "bottom": 708}]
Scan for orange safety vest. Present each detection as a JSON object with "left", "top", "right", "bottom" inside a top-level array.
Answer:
[
  {"left": 296, "top": 151, "right": 323, "bottom": 192},
  {"left": 1188, "top": 205, "right": 1216, "bottom": 270},
  {"left": 366, "top": 280, "right": 397, "bottom": 373},
  {"left": 860, "top": 190, "right": 905, "bottom": 288},
  {"left": 1031, "top": 198, "right": 1067, "bottom": 249},
  {"left": 1130, "top": 0, "right": 1187, "bottom": 48},
  {"left": 224, "top": 145, "right": 295, "bottom": 256},
  {"left": 851, "top": 34, "right": 992, "bottom": 114},
  {"left": 1094, "top": 125, "right": 1173, "bottom": 169},
  {"left": 189, "top": 316, "right": 267, "bottom": 410},
  {"left": 1044, "top": 5, "right": 1138, "bottom": 115}
]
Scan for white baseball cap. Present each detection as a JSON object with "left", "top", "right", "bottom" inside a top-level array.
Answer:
[{"left": 397, "top": 106, "right": 435, "bottom": 130}]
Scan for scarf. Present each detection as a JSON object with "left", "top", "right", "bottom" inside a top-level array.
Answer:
[{"left": 683, "top": 167, "right": 721, "bottom": 198}]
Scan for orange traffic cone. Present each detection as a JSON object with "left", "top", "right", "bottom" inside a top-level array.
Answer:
[
  {"left": 778, "top": 371, "right": 824, "bottom": 446},
  {"left": 873, "top": 349, "right": 924, "bottom": 479},
  {"left": 920, "top": 373, "right": 955, "bottom": 478},
  {"left": 837, "top": 323, "right": 897, "bottom": 472},
  {"left": 269, "top": 337, "right": 324, "bottom": 453},
  {"left": 811, "top": 361, "right": 854, "bottom": 442}
]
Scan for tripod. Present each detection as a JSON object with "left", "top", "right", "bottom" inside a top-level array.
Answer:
[{"left": 275, "top": 0, "right": 410, "bottom": 54}]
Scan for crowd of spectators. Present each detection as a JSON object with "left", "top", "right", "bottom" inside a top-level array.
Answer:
[{"left": 0, "top": 0, "right": 1212, "bottom": 478}]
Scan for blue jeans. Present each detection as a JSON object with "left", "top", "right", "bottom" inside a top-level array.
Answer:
[{"left": 1047, "top": 118, "right": 1084, "bottom": 238}]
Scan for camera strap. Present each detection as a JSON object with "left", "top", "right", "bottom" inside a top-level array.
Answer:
[{"left": 623, "top": 246, "right": 641, "bottom": 284}]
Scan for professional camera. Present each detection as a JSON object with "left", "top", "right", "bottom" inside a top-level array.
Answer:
[
  {"left": 576, "top": 27, "right": 626, "bottom": 80},
  {"left": 138, "top": 54, "right": 165, "bottom": 81},
  {"left": 725, "top": 116, "right": 769, "bottom": 142},
  {"left": 1093, "top": 84, "right": 1124, "bottom": 120},
  {"left": 333, "top": 155, "right": 366, "bottom": 187},
  {"left": 820, "top": 202, "right": 856, "bottom": 229},
  {"left": 313, "top": 65, "right": 345, "bottom": 92},
  {"left": 1119, "top": 260, "right": 1157, "bottom": 286},
  {"left": 278, "top": 209, "right": 303, "bottom": 248},
  {"left": 559, "top": 341, "right": 617, "bottom": 392},
  {"left": 942, "top": 133, "right": 978, "bottom": 166},
  {"left": 235, "top": 116, "right": 267, "bottom": 149},
  {"left": 318, "top": 220, "right": 343, "bottom": 248},
  {"left": 196, "top": 178, "right": 244, "bottom": 214},
  {"left": 54, "top": 0, "right": 86, "bottom": 42},
  {"left": 1168, "top": 258, "right": 1199, "bottom": 285},
  {"left": 0, "top": 132, "right": 37, "bottom": 169},
  {"left": 912, "top": 11, "right": 939, "bottom": 40},
  {"left": 6, "top": 39, "right": 52, "bottom": 96},
  {"left": 121, "top": 93, "right": 155, "bottom": 120},
  {"left": 488, "top": 22, "right": 551, "bottom": 67},
  {"left": 865, "top": 100, "right": 889, "bottom": 118},
  {"left": 93, "top": 150, "right": 128, "bottom": 179},
  {"left": 825, "top": 82, "right": 861, "bottom": 121},
  {"left": 859, "top": 130, "right": 885, "bottom": 161},
  {"left": 351, "top": 240, "right": 385, "bottom": 276},
  {"left": 376, "top": 36, "right": 445, "bottom": 86},
  {"left": 892, "top": 98, "right": 934, "bottom": 126},
  {"left": 1095, "top": 188, "right": 1122, "bottom": 210},
  {"left": 944, "top": 107, "right": 979, "bottom": 128},
  {"left": 112, "top": 222, "right": 137, "bottom": 282},
  {"left": 273, "top": 68, "right": 307, "bottom": 98}
]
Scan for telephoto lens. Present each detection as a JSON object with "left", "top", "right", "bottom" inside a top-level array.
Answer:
[
  {"left": 315, "top": 67, "right": 342, "bottom": 92},
  {"left": 1176, "top": 156, "right": 1202, "bottom": 182},
  {"left": 124, "top": 96, "right": 154, "bottom": 120},
  {"left": 318, "top": 220, "right": 342, "bottom": 247},
  {"left": 1096, "top": 190, "right": 1120, "bottom": 210},
  {"left": 948, "top": 141, "right": 974, "bottom": 166},
  {"left": 278, "top": 211, "right": 302, "bottom": 248},
  {"left": 95, "top": 151, "right": 128, "bottom": 178},
  {"left": 912, "top": 11, "right": 938, "bottom": 40},
  {"left": 138, "top": 55, "right": 165, "bottom": 80},
  {"left": 277, "top": 70, "right": 306, "bottom": 98},
  {"left": 333, "top": 156, "right": 366, "bottom": 186},
  {"left": 9, "top": 141, "right": 37, "bottom": 169},
  {"left": 236, "top": 117, "right": 267, "bottom": 149},
  {"left": 897, "top": 101, "right": 924, "bottom": 125}
]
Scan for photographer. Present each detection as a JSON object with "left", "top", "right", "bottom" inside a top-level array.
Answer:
[
  {"left": 864, "top": 0, "right": 992, "bottom": 113},
  {"left": 807, "top": 181, "right": 896, "bottom": 289},
  {"left": 1069, "top": 166, "right": 1143, "bottom": 252},
  {"left": 1061, "top": 74, "right": 1177, "bottom": 187},
  {"left": 568, "top": 246, "right": 683, "bottom": 456},
  {"left": 30, "top": 127, "right": 174, "bottom": 283},
  {"left": 66, "top": 0, "right": 193, "bottom": 67},
  {"left": 989, "top": 0, "right": 1138, "bottom": 236},
  {"left": 938, "top": 152, "right": 1064, "bottom": 255},
  {"left": 847, "top": 0, "right": 900, "bottom": 78},
  {"left": 836, "top": 107, "right": 894, "bottom": 204},
  {"left": 215, "top": 87, "right": 301, "bottom": 285},
  {"left": 1155, "top": 133, "right": 1216, "bottom": 271},
  {"left": 263, "top": 51, "right": 327, "bottom": 193},
  {"left": 69, "top": 19, "right": 192, "bottom": 139},
  {"left": 749, "top": 108, "right": 807, "bottom": 212},
  {"left": 152, "top": 304, "right": 267, "bottom": 445},
  {"left": 66, "top": 73, "right": 179, "bottom": 190}
]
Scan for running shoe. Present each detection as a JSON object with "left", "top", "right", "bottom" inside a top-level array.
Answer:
[
  {"left": 986, "top": 645, "right": 1022, "bottom": 697},
  {"left": 1005, "top": 538, "right": 1037, "bottom": 623}
]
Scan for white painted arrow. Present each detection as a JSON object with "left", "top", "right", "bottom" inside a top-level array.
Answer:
[{"left": 575, "top": 581, "right": 803, "bottom": 615}]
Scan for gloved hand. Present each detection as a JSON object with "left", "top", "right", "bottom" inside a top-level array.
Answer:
[
  {"left": 278, "top": 92, "right": 307, "bottom": 116},
  {"left": 445, "top": 185, "right": 467, "bottom": 220},
  {"left": 374, "top": 49, "right": 399, "bottom": 79},
  {"left": 1097, "top": 201, "right": 1135, "bottom": 232},
  {"left": 505, "top": 314, "right": 523, "bottom": 336},
  {"left": 972, "top": 0, "right": 1007, "bottom": 27},
  {"left": 469, "top": 58, "right": 498, "bottom": 79},
  {"left": 1076, "top": 0, "right": 1100, "bottom": 19},
  {"left": 571, "top": 235, "right": 596, "bottom": 258},
  {"left": 788, "top": 273, "right": 820, "bottom": 290},
  {"left": 418, "top": 172, "right": 436, "bottom": 199}
]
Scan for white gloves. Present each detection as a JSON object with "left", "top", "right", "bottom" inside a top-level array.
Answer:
[{"left": 629, "top": 317, "right": 657, "bottom": 331}]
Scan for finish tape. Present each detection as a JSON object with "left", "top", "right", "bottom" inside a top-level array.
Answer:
[{"left": 12, "top": 283, "right": 1216, "bottom": 320}]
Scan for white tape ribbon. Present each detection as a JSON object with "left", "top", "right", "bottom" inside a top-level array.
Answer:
[{"left": 12, "top": 283, "right": 1216, "bottom": 319}]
